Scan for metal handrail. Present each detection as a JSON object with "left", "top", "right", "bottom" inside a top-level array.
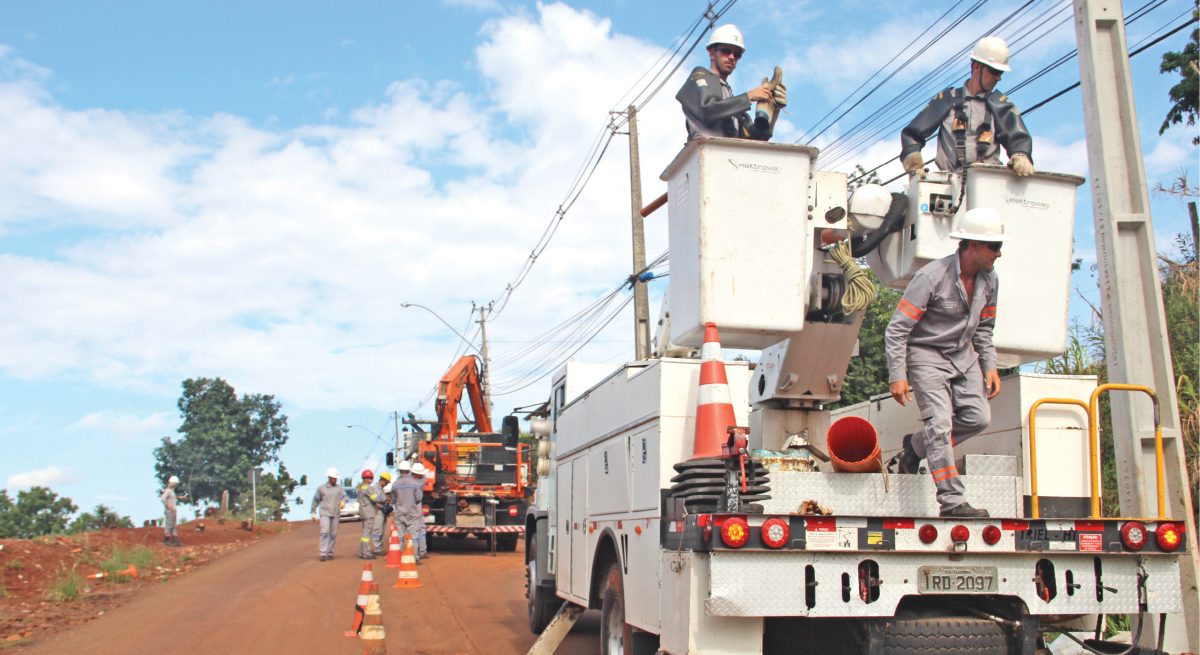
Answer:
[
  {"left": 1088, "top": 383, "right": 1166, "bottom": 519},
  {"left": 1027, "top": 397, "right": 1092, "bottom": 519}
]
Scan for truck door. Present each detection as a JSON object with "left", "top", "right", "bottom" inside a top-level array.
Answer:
[
  {"left": 555, "top": 459, "right": 573, "bottom": 593},
  {"left": 571, "top": 457, "right": 588, "bottom": 600}
]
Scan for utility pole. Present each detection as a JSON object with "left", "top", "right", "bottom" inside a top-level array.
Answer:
[
  {"left": 625, "top": 105, "right": 652, "bottom": 360},
  {"left": 475, "top": 302, "right": 493, "bottom": 423},
  {"left": 393, "top": 410, "right": 402, "bottom": 460},
  {"left": 1073, "top": 0, "right": 1198, "bottom": 650}
]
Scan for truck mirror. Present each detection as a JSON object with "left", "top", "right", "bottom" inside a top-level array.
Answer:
[
  {"left": 386, "top": 452, "right": 395, "bottom": 467},
  {"left": 502, "top": 415, "right": 520, "bottom": 448}
]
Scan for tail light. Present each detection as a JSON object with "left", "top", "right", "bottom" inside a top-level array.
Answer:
[
  {"left": 950, "top": 525, "right": 970, "bottom": 543},
  {"left": 507, "top": 506, "right": 519, "bottom": 517},
  {"left": 761, "top": 517, "right": 790, "bottom": 549},
  {"left": 918, "top": 524, "right": 938, "bottom": 544},
  {"left": 1155, "top": 523, "right": 1184, "bottom": 552},
  {"left": 982, "top": 525, "right": 1002, "bottom": 545},
  {"left": 1120, "top": 521, "right": 1148, "bottom": 550},
  {"left": 422, "top": 505, "right": 430, "bottom": 516},
  {"left": 697, "top": 514, "right": 713, "bottom": 542},
  {"left": 720, "top": 516, "right": 750, "bottom": 548}
]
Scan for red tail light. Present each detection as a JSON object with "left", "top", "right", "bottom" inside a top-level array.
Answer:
[
  {"left": 507, "top": 506, "right": 519, "bottom": 517},
  {"left": 1120, "top": 521, "right": 1148, "bottom": 550},
  {"left": 918, "top": 524, "right": 938, "bottom": 544},
  {"left": 761, "top": 517, "right": 790, "bottom": 549},
  {"left": 422, "top": 505, "right": 430, "bottom": 516},
  {"left": 950, "top": 525, "right": 970, "bottom": 543},
  {"left": 720, "top": 516, "right": 750, "bottom": 548},
  {"left": 1155, "top": 522, "right": 1184, "bottom": 552},
  {"left": 697, "top": 514, "right": 713, "bottom": 542},
  {"left": 982, "top": 525, "right": 1002, "bottom": 545}
]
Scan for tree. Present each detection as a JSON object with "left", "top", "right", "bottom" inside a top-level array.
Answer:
[
  {"left": 68, "top": 504, "right": 134, "bottom": 533},
  {"left": 0, "top": 487, "right": 78, "bottom": 538},
  {"left": 154, "top": 378, "right": 295, "bottom": 512},
  {"left": 837, "top": 271, "right": 902, "bottom": 406},
  {"left": 251, "top": 464, "right": 302, "bottom": 521},
  {"left": 1159, "top": 17, "right": 1199, "bottom": 144}
]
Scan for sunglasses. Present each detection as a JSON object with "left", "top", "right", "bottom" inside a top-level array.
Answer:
[
  {"left": 982, "top": 241, "right": 1003, "bottom": 252},
  {"left": 715, "top": 46, "right": 742, "bottom": 60}
]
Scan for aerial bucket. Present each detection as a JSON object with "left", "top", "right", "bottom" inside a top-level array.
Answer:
[{"left": 827, "top": 416, "right": 882, "bottom": 473}]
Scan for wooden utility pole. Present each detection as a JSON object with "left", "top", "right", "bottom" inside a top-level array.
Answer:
[
  {"left": 626, "top": 105, "right": 652, "bottom": 360},
  {"left": 1074, "top": 0, "right": 1198, "bottom": 649},
  {"left": 475, "top": 302, "right": 494, "bottom": 423}
]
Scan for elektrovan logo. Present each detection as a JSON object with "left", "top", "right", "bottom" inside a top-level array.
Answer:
[
  {"left": 1006, "top": 196, "right": 1050, "bottom": 210},
  {"left": 728, "top": 158, "right": 781, "bottom": 174}
]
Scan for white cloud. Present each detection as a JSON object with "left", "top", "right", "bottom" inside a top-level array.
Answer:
[
  {"left": 6, "top": 466, "right": 76, "bottom": 489},
  {"left": 70, "top": 410, "right": 173, "bottom": 443}
]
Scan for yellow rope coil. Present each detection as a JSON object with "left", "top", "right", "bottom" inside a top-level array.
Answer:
[{"left": 829, "top": 239, "right": 876, "bottom": 313}]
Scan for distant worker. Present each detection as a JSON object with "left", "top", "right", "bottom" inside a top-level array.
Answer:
[
  {"left": 356, "top": 469, "right": 383, "bottom": 560},
  {"left": 390, "top": 460, "right": 423, "bottom": 563},
  {"left": 375, "top": 471, "right": 392, "bottom": 556},
  {"left": 411, "top": 463, "right": 430, "bottom": 560},
  {"left": 310, "top": 467, "right": 346, "bottom": 562},
  {"left": 885, "top": 207, "right": 1004, "bottom": 519},
  {"left": 676, "top": 24, "right": 786, "bottom": 142},
  {"left": 160, "top": 475, "right": 183, "bottom": 547},
  {"left": 899, "top": 36, "right": 1034, "bottom": 178}
]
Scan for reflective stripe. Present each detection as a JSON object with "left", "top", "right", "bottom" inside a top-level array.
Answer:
[
  {"left": 698, "top": 383, "right": 732, "bottom": 405},
  {"left": 701, "top": 342, "right": 722, "bottom": 361},
  {"left": 981, "top": 305, "right": 997, "bottom": 319},
  {"left": 898, "top": 298, "right": 926, "bottom": 320},
  {"left": 932, "top": 466, "right": 959, "bottom": 482}
]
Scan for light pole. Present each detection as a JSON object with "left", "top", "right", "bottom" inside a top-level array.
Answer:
[
  {"left": 400, "top": 301, "right": 492, "bottom": 423},
  {"left": 250, "top": 466, "right": 262, "bottom": 525}
]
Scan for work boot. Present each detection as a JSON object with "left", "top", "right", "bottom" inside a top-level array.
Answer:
[
  {"left": 319, "top": 555, "right": 327, "bottom": 561},
  {"left": 940, "top": 503, "right": 990, "bottom": 518},
  {"left": 172, "top": 536, "right": 183, "bottom": 547},
  {"left": 886, "top": 434, "right": 921, "bottom": 474}
]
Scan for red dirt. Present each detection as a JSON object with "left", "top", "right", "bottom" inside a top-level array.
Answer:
[{"left": 0, "top": 518, "right": 288, "bottom": 648}]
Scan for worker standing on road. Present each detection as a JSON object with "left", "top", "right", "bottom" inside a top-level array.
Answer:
[
  {"left": 411, "top": 463, "right": 430, "bottom": 560},
  {"left": 375, "top": 471, "right": 392, "bottom": 556},
  {"left": 899, "top": 36, "right": 1034, "bottom": 178},
  {"left": 356, "top": 469, "right": 382, "bottom": 560},
  {"left": 310, "top": 467, "right": 346, "bottom": 562},
  {"left": 390, "top": 461, "right": 424, "bottom": 563},
  {"left": 884, "top": 207, "right": 1004, "bottom": 519},
  {"left": 160, "top": 475, "right": 182, "bottom": 547},
  {"left": 675, "top": 24, "right": 785, "bottom": 142}
]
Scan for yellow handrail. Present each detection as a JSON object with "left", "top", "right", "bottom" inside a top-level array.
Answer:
[
  {"left": 1027, "top": 398, "right": 1092, "bottom": 519},
  {"left": 1089, "top": 383, "right": 1166, "bottom": 519}
]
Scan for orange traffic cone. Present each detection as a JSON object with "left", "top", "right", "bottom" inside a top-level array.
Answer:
[
  {"left": 384, "top": 525, "right": 403, "bottom": 569},
  {"left": 691, "top": 322, "right": 737, "bottom": 460},
  {"left": 345, "top": 564, "right": 376, "bottom": 638},
  {"left": 392, "top": 535, "right": 423, "bottom": 589},
  {"left": 359, "top": 591, "right": 386, "bottom": 655},
  {"left": 87, "top": 564, "right": 138, "bottom": 580}
]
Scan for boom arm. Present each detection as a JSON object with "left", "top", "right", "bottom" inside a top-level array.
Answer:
[{"left": 435, "top": 355, "right": 493, "bottom": 441}]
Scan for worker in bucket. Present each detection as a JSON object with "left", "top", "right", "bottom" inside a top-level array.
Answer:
[
  {"left": 390, "top": 460, "right": 424, "bottom": 563},
  {"left": 374, "top": 471, "right": 392, "bottom": 556},
  {"left": 310, "top": 467, "right": 346, "bottom": 561},
  {"left": 884, "top": 207, "right": 1004, "bottom": 519},
  {"left": 899, "top": 36, "right": 1034, "bottom": 178},
  {"left": 160, "top": 475, "right": 183, "bottom": 547},
  {"left": 675, "top": 24, "right": 785, "bottom": 142},
  {"left": 356, "top": 469, "right": 383, "bottom": 560}
]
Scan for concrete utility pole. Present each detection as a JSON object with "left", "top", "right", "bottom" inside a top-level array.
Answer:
[
  {"left": 475, "top": 302, "right": 494, "bottom": 423},
  {"left": 625, "top": 105, "right": 652, "bottom": 360},
  {"left": 1073, "top": 0, "right": 1198, "bottom": 650}
]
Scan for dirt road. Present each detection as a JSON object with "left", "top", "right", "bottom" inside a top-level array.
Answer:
[{"left": 16, "top": 522, "right": 599, "bottom": 654}]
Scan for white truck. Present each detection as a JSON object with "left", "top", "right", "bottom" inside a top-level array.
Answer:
[{"left": 522, "top": 138, "right": 1189, "bottom": 654}]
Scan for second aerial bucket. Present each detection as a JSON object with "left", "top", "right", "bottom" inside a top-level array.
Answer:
[{"left": 827, "top": 416, "right": 882, "bottom": 473}]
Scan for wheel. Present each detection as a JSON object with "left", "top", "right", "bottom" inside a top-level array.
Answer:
[
  {"left": 496, "top": 534, "right": 519, "bottom": 551},
  {"left": 600, "top": 562, "right": 633, "bottom": 655},
  {"left": 880, "top": 617, "right": 1008, "bottom": 654},
  {"left": 526, "top": 555, "right": 560, "bottom": 633}
]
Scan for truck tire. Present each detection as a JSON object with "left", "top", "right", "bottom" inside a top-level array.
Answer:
[
  {"left": 526, "top": 556, "right": 560, "bottom": 633},
  {"left": 496, "top": 534, "right": 519, "bottom": 551},
  {"left": 600, "top": 562, "right": 633, "bottom": 655},
  {"left": 880, "top": 617, "right": 1008, "bottom": 654}
]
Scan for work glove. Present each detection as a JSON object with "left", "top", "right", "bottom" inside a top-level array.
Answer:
[
  {"left": 902, "top": 152, "right": 926, "bottom": 179},
  {"left": 1010, "top": 152, "right": 1035, "bottom": 177},
  {"left": 772, "top": 81, "right": 787, "bottom": 108}
]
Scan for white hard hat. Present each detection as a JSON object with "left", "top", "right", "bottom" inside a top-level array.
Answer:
[
  {"left": 326, "top": 467, "right": 339, "bottom": 478},
  {"left": 951, "top": 207, "right": 1006, "bottom": 242},
  {"left": 397, "top": 460, "right": 412, "bottom": 473},
  {"left": 411, "top": 463, "right": 428, "bottom": 477},
  {"left": 970, "top": 36, "right": 1011, "bottom": 72},
  {"left": 847, "top": 184, "right": 893, "bottom": 232},
  {"left": 167, "top": 475, "right": 180, "bottom": 486},
  {"left": 707, "top": 24, "right": 745, "bottom": 53}
]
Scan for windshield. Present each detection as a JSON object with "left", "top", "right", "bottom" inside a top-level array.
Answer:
[{"left": 343, "top": 487, "right": 358, "bottom": 500}]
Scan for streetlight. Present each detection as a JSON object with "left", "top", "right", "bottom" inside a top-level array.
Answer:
[
  {"left": 400, "top": 301, "right": 493, "bottom": 424},
  {"left": 347, "top": 424, "right": 384, "bottom": 439},
  {"left": 400, "top": 302, "right": 481, "bottom": 354}
]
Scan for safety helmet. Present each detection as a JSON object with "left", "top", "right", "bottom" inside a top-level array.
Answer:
[
  {"left": 326, "top": 467, "right": 339, "bottom": 478},
  {"left": 167, "top": 475, "right": 180, "bottom": 486},
  {"left": 950, "top": 207, "right": 1006, "bottom": 242},
  {"left": 411, "top": 463, "right": 428, "bottom": 477},
  {"left": 379, "top": 471, "right": 391, "bottom": 482},
  {"left": 970, "top": 36, "right": 1011, "bottom": 72},
  {"left": 707, "top": 24, "right": 745, "bottom": 53},
  {"left": 362, "top": 469, "right": 373, "bottom": 479},
  {"left": 397, "top": 460, "right": 412, "bottom": 473}
]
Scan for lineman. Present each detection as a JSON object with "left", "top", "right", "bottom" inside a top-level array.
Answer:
[
  {"left": 411, "top": 463, "right": 430, "bottom": 560},
  {"left": 675, "top": 24, "right": 786, "bottom": 142},
  {"left": 390, "top": 460, "right": 423, "bottom": 562},
  {"left": 161, "top": 475, "right": 182, "bottom": 547},
  {"left": 885, "top": 207, "right": 1004, "bottom": 519},
  {"left": 356, "top": 469, "right": 383, "bottom": 560},
  {"left": 375, "top": 471, "right": 392, "bottom": 555},
  {"left": 899, "top": 36, "right": 1034, "bottom": 178},
  {"left": 310, "top": 467, "right": 346, "bottom": 561}
]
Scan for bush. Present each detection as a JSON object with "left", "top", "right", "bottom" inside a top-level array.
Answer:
[{"left": 47, "top": 568, "right": 85, "bottom": 602}]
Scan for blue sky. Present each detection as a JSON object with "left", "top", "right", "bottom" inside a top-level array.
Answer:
[{"left": 1, "top": 0, "right": 1195, "bottom": 523}]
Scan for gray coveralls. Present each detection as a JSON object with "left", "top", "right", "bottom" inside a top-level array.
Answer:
[
  {"left": 356, "top": 480, "right": 383, "bottom": 559},
  {"left": 391, "top": 476, "right": 424, "bottom": 561},
  {"left": 160, "top": 486, "right": 178, "bottom": 544},
  {"left": 675, "top": 66, "right": 772, "bottom": 142},
  {"left": 885, "top": 253, "right": 999, "bottom": 511},
  {"left": 899, "top": 84, "right": 1033, "bottom": 172},
  {"left": 311, "top": 482, "right": 346, "bottom": 558}
]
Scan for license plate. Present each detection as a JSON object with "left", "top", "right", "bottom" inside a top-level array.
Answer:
[{"left": 917, "top": 566, "right": 998, "bottom": 593}]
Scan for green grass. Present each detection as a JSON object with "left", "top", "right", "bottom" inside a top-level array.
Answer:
[
  {"left": 5, "top": 559, "right": 23, "bottom": 570},
  {"left": 98, "top": 545, "right": 157, "bottom": 582},
  {"left": 0, "top": 576, "right": 8, "bottom": 598},
  {"left": 47, "top": 568, "right": 86, "bottom": 602}
]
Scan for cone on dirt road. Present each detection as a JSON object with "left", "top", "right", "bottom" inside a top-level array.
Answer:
[
  {"left": 86, "top": 564, "right": 138, "bottom": 580},
  {"left": 345, "top": 564, "right": 377, "bottom": 638},
  {"left": 384, "top": 525, "right": 403, "bottom": 569},
  {"left": 691, "top": 322, "right": 738, "bottom": 460},
  {"left": 359, "top": 593, "right": 386, "bottom": 655},
  {"left": 392, "top": 535, "right": 423, "bottom": 589}
]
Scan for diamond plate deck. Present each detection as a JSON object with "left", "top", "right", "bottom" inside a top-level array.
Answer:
[{"left": 759, "top": 470, "right": 1022, "bottom": 518}]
